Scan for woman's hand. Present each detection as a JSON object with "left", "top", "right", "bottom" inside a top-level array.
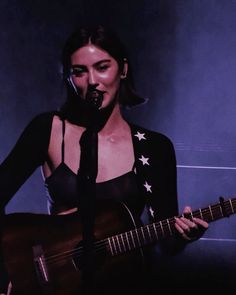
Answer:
[{"left": 175, "top": 206, "right": 209, "bottom": 241}]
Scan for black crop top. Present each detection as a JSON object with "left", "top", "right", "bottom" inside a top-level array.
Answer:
[{"left": 45, "top": 120, "right": 145, "bottom": 216}]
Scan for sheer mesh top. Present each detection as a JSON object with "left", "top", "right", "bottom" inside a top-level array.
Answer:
[{"left": 44, "top": 120, "right": 145, "bottom": 216}]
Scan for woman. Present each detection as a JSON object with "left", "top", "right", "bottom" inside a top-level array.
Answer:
[{"left": 0, "top": 25, "right": 208, "bottom": 294}]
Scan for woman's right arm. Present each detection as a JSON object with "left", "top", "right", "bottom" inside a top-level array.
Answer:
[{"left": 0, "top": 113, "right": 53, "bottom": 208}]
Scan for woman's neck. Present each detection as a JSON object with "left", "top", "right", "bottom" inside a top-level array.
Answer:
[{"left": 98, "top": 104, "right": 128, "bottom": 137}]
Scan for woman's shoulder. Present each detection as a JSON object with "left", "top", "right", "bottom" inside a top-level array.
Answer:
[
  {"left": 128, "top": 122, "right": 176, "bottom": 164},
  {"left": 18, "top": 111, "right": 61, "bottom": 144},
  {"left": 128, "top": 122, "right": 174, "bottom": 146},
  {"left": 24, "top": 111, "right": 62, "bottom": 133},
  {"left": 28, "top": 111, "right": 59, "bottom": 125}
]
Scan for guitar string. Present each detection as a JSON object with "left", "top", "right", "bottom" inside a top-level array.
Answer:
[
  {"left": 44, "top": 220, "right": 176, "bottom": 265},
  {"left": 44, "top": 204, "right": 235, "bottom": 265},
  {"left": 43, "top": 204, "right": 232, "bottom": 265},
  {"left": 45, "top": 239, "right": 108, "bottom": 263}
]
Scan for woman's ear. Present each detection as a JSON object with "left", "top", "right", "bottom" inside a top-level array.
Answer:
[{"left": 120, "top": 59, "right": 128, "bottom": 79}]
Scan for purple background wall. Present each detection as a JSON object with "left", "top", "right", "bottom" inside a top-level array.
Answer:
[{"left": 1, "top": 0, "right": 236, "bottom": 288}]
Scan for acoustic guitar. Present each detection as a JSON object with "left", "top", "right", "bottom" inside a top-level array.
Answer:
[{"left": 1, "top": 197, "right": 236, "bottom": 294}]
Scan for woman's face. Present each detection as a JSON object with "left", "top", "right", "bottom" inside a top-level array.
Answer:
[{"left": 70, "top": 44, "right": 125, "bottom": 109}]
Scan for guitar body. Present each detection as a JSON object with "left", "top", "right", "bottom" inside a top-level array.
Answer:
[
  {"left": 2, "top": 196, "right": 236, "bottom": 294},
  {"left": 1, "top": 201, "right": 146, "bottom": 295}
]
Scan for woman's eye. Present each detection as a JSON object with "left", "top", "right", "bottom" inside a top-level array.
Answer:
[
  {"left": 97, "top": 64, "right": 109, "bottom": 71},
  {"left": 71, "top": 67, "right": 85, "bottom": 77}
]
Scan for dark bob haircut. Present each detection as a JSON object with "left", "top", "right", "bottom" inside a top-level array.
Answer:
[{"left": 61, "top": 25, "right": 145, "bottom": 107}]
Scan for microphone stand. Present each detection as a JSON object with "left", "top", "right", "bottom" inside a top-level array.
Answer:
[{"left": 76, "top": 89, "right": 103, "bottom": 293}]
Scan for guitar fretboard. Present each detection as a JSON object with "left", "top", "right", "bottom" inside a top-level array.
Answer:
[{"left": 107, "top": 197, "right": 236, "bottom": 256}]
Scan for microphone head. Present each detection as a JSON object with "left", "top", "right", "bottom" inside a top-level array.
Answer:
[
  {"left": 67, "top": 77, "right": 104, "bottom": 110},
  {"left": 85, "top": 89, "right": 104, "bottom": 110}
]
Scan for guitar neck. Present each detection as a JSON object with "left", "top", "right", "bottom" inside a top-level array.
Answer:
[{"left": 107, "top": 197, "right": 236, "bottom": 256}]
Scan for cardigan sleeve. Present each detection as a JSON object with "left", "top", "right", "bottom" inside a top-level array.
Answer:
[
  {"left": 148, "top": 132, "right": 178, "bottom": 221},
  {"left": 131, "top": 124, "right": 187, "bottom": 254},
  {"left": 130, "top": 124, "right": 178, "bottom": 220},
  {"left": 0, "top": 112, "right": 53, "bottom": 210},
  {"left": 146, "top": 131, "right": 188, "bottom": 254}
]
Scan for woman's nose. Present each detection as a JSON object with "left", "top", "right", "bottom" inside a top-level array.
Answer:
[{"left": 88, "top": 70, "right": 97, "bottom": 85}]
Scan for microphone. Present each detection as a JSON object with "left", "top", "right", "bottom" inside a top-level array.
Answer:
[
  {"left": 67, "top": 77, "right": 104, "bottom": 110},
  {"left": 85, "top": 88, "right": 104, "bottom": 110}
]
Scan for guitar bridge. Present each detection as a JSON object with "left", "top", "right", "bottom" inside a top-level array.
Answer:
[{"left": 33, "top": 245, "right": 50, "bottom": 285}]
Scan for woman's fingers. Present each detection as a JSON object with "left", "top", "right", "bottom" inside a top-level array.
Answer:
[{"left": 174, "top": 210, "right": 209, "bottom": 241}]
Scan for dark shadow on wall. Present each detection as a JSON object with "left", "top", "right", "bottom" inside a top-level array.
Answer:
[{"left": 123, "top": 0, "right": 178, "bottom": 134}]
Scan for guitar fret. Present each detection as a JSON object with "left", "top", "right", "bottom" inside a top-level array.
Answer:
[
  {"left": 219, "top": 204, "right": 224, "bottom": 217},
  {"left": 153, "top": 223, "right": 159, "bottom": 240},
  {"left": 190, "top": 211, "right": 197, "bottom": 219},
  {"left": 161, "top": 220, "right": 172, "bottom": 237},
  {"left": 108, "top": 238, "right": 114, "bottom": 256},
  {"left": 140, "top": 227, "right": 147, "bottom": 244},
  {"left": 115, "top": 236, "right": 121, "bottom": 254},
  {"left": 208, "top": 205, "right": 214, "bottom": 220},
  {"left": 159, "top": 221, "right": 164, "bottom": 236},
  {"left": 199, "top": 208, "right": 203, "bottom": 219},
  {"left": 146, "top": 225, "right": 152, "bottom": 242},
  {"left": 120, "top": 234, "right": 126, "bottom": 252},
  {"left": 219, "top": 204, "right": 225, "bottom": 218},
  {"left": 166, "top": 219, "right": 173, "bottom": 235},
  {"left": 135, "top": 229, "right": 141, "bottom": 247},
  {"left": 111, "top": 236, "right": 117, "bottom": 255},
  {"left": 144, "top": 226, "right": 151, "bottom": 243},
  {"left": 219, "top": 204, "right": 224, "bottom": 218},
  {"left": 130, "top": 231, "right": 136, "bottom": 249},
  {"left": 229, "top": 199, "right": 234, "bottom": 214},
  {"left": 115, "top": 236, "right": 120, "bottom": 255},
  {"left": 193, "top": 208, "right": 204, "bottom": 221},
  {"left": 212, "top": 204, "right": 221, "bottom": 219},
  {"left": 125, "top": 232, "right": 131, "bottom": 251},
  {"left": 116, "top": 235, "right": 122, "bottom": 254}
]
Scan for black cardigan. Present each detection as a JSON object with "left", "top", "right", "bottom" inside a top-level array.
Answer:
[
  {"left": 0, "top": 111, "right": 179, "bottom": 292},
  {"left": 0, "top": 111, "right": 178, "bottom": 218}
]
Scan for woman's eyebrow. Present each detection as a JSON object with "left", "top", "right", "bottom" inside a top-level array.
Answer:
[
  {"left": 71, "top": 64, "right": 87, "bottom": 68},
  {"left": 94, "top": 59, "right": 111, "bottom": 66},
  {"left": 71, "top": 59, "right": 111, "bottom": 68}
]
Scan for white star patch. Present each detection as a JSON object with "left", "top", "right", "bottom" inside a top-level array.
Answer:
[
  {"left": 143, "top": 181, "right": 152, "bottom": 193},
  {"left": 134, "top": 131, "right": 146, "bottom": 141},
  {"left": 139, "top": 155, "right": 150, "bottom": 166},
  {"left": 149, "top": 207, "right": 155, "bottom": 218}
]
